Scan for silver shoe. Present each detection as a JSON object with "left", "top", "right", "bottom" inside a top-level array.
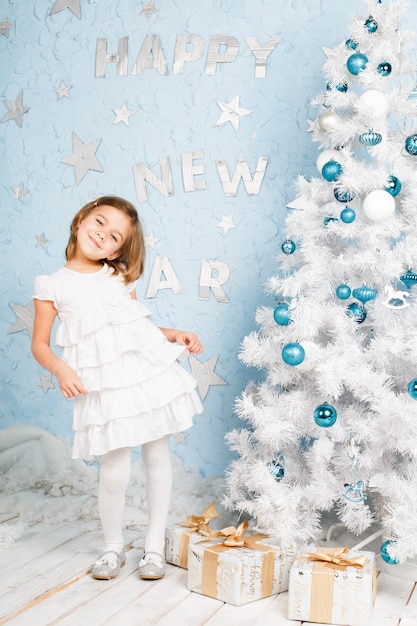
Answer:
[
  {"left": 91, "top": 550, "right": 126, "bottom": 580},
  {"left": 138, "top": 551, "right": 166, "bottom": 580}
]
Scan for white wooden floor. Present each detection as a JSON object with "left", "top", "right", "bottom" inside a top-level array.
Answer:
[{"left": 1, "top": 513, "right": 417, "bottom": 626}]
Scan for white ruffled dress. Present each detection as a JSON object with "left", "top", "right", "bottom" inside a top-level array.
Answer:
[{"left": 33, "top": 264, "right": 203, "bottom": 460}]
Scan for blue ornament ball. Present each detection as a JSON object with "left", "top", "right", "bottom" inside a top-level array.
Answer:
[
  {"left": 314, "top": 403, "right": 337, "bottom": 427},
  {"left": 282, "top": 342, "right": 305, "bottom": 366},
  {"left": 334, "top": 188, "right": 356, "bottom": 203},
  {"left": 405, "top": 134, "right": 417, "bottom": 155},
  {"left": 377, "top": 62, "right": 392, "bottom": 77},
  {"left": 281, "top": 239, "right": 296, "bottom": 255},
  {"left": 347, "top": 52, "right": 368, "bottom": 75},
  {"left": 324, "top": 216, "right": 339, "bottom": 227},
  {"left": 345, "top": 38, "right": 359, "bottom": 50},
  {"left": 340, "top": 207, "right": 356, "bottom": 223},
  {"left": 268, "top": 461, "right": 284, "bottom": 481},
  {"left": 385, "top": 175, "right": 401, "bottom": 197},
  {"left": 322, "top": 160, "right": 343, "bottom": 181},
  {"left": 327, "top": 81, "right": 348, "bottom": 93},
  {"left": 408, "top": 379, "right": 417, "bottom": 399},
  {"left": 273, "top": 303, "right": 292, "bottom": 326},
  {"left": 380, "top": 540, "right": 399, "bottom": 565},
  {"left": 364, "top": 16, "right": 378, "bottom": 33},
  {"left": 336, "top": 284, "right": 351, "bottom": 300},
  {"left": 359, "top": 130, "right": 382, "bottom": 146},
  {"left": 346, "top": 301, "right": 367, "bottom": 323}
]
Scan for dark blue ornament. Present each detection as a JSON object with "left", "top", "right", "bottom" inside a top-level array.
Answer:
[
  {"left": 364, "top": 16, "right": 378, "bottom": 33},
  {"left": 405, "top": 134, "right": 417, "bottom": 155},
  {"left": 281, "top": 240, "right": 296, "bottom": 255},
  {"left": 314, "top": 403, "right": 337, "bottom": 427},
  {"left": 268, "top": 460, "right": 284, "bottom": 481},
  {"left": 345, "top": 38, "right": 359, "bottom": 50},
  {"left": 347, "top": 52, "right": 368, "bottom": 75},
  {"left": 408, "top": 379, "right": 417, "bottom": 399},
  {"left": 346, "top": 301, "right": 367, "bottom": 323},
  {"left": 359, "top": 130, "right": 382, "bottom": 146},
  {"left": 352, "top": 285, "right": 378, "bottom": 304},
  {"left": 324, "top": 216, "right": 339, "bottom": 227},
  {"left": 327, "top": 81, "right": 348, "bottom": 93},
  {"left": 273, "top": 303, "right": 292, "bottom": 326},
  {"left": 400, "top": 270, "right": 417, "bottom": 288},
  {"left": 377, "top": 62, "right": 392, "bottom": 77},
  {"left": 282, "top": 342, "right": 305, "bottom": 366},
  {"left": 334, "top": 188, "right": 356, "bottom": 203},
  {"left": 385, "top": 175, "right": 401, "bottom": 196},
  {"left": 336, "top": 284, "right": 351, "bottom": 300},
  {"left": 340, "top": 207, "right": 356, "bottom": 223},
  {"left": 380, "top": 540, "right": 399, "bottom": 565},
  {"left": 322, "top": 160, "right": 343, "bottom": 181}
]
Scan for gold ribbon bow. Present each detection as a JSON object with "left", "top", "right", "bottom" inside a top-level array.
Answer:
[
  {"left": 306, "top": 546, "right": 368, "bottom": 570},
  {"left": 176, "top": 501, "right": 218, "bottom": 567},
  {"left": 217, "top": 519, "right": 249, "bottom": 546}
]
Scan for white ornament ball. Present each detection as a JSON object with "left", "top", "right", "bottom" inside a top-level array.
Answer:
[
  {"left": 357, "top": 90, "right": 389, "bottom": 118},
  {"left": 317, "top": 150, "right": 342, "bottom": 173},
  {"left": 318, "top": 110, "right": 340, "bottom": 132},
  {"left": 363, "top": 190, "right": 395, "bottom": 222}
]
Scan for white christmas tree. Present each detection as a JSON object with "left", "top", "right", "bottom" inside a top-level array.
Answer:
[{"left": 224, "top": 0, "right": 417, "bottom": 565}]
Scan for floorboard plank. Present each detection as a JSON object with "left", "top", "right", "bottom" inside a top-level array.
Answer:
[{"left": 369, "top": 572, "right": 414, "bottom": 626}]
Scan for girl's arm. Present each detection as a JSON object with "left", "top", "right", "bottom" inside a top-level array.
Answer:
[
  {"left": 32, "top": 299, "right": 88, "bottom": 398},
  {"left": 129, "top": 289, "right": 203, "bottom": 355}
]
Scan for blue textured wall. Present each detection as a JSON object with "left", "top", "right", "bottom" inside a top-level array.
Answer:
[{"left": 0, "top": 0, "right": 392, "bottom": 476}]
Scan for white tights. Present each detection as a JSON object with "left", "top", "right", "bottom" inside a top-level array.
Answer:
[{"left": 98, "top": 435, "right": 172, "bottom": 556}]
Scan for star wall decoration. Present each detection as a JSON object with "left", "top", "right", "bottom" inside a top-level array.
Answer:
[
  {"left": 173, "top": 432, "right": 189, "bottom": 446},
  {"left": 139, "top": 0, "right": 158, "bottom": 20},
  {"left": 54, "top": 80, "right": 72, "bottom": 100},
  {"left": 1, "top": 91, "right": 30, "bottom": 127},
  {"left": 189, "top": 355, "right": 228, "bottom": 400},
  {"left": 35, "top": 233, "right": 48, "bottom": 249},
  {"left": 112, "top": 102, "right": 136, "bottom": 126},
  {"left": 214, "top": 96, "right": 252, "bottom": 131},
  {"left": 37, "top": 373, "right": 55, "bottom": 394},
  {"left": 144, "top": 232, "right": 160, "bottom": 248},
  {"left": 0, "top": 18, "right": 14, "bottom": 37},
  {"left": 50, "top": 0, "right": 81, "bottom": 18},
  {"left": 12, "top": 182, "right": 29, "bottom": 203},
  {"left": 60, "top": 132, "right": 104, "bottom": 186},
  {"left": 217, "top": 214, "right": 235, "bottom": 235},
  {"left": 8, "top": 301, "right": 35, "bottom": 337}
]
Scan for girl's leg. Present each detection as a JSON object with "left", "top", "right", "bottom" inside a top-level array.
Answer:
[
  {"left": 98, "top": 446, "right": 132, "bottom": 554},
  {"left": 141, "top": 434, "right": 172, "bottom": 555}
]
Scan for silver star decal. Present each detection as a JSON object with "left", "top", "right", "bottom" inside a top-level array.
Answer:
[
  {"left": 50, "top": 0, "right": 81, "bottom": 18},
  {"left": 54, "top": 80, "right": 72, "bottom": 100},
  {"left": 35, "top": 233, "right": 48, "bottom": 249},
  {"left": 217, "top": 214, "right": 235, "bottom": 235},
  {"left": 214, "top": 96, "right": 252, "bottom": 131},
  {"left": 37, "top": 373, "right": 55, "bottom": 394},
  {"left": 12, "top": 182, "right": 29, "bottom": 203},
  {"left": 8, "top": 301, "right": 35, "bottom": 337},
  {"left": 144, "top": 231, "right": 160, "bottom": 249},
  {"left": 60, "top": 132, "right": 104, "bottom": 186},
  {"left": 1, "top": 90, "right": 29, "bottom": 127},
  {"left": 173, "top": 432, "right": 189, "bottom": 446},
  {"left": 189, "top": 355, "right": 228, "bottom": 400},
  {"left": 0, "top": 18, "right": 14, "bottom": 37},
  {"left": 112, "top": 102, "right": 135, "bottom": 126},
  {"left": 139, "top": 0, "right": 158, "bottom": 20}
]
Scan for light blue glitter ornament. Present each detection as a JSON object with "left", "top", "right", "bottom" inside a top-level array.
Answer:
[
  {"left": 345, "top": 38, "right": 359, "bottom": 50},
  {"left": 336, "top": 284, "right": 351, "bottom": 299},
  {"left": 380, "top": 540, "right": 399, "bottom": 564},
  {"left": 340, "top": 207, "right": 356, "bottom": 223},
  {"left": 273, "top": 303, "right": 292, "bottom": 326},
  {"left": 347, "top": 52, "right": 368, "bottom": 75},
  {"left": 282, "top": 342, "right": 305, "bottom": 366},
  {"left": 281, "top": 239, "right": 296, "bottom": 254},
  {"left": 364, "top": 16, "right": 378, "bottom": 33},
  {"left": 322, "top": 160, "right": 343, "bottom": 181},
  {"left": 314, "top": 403, "right": 337, "bottom": 427}
]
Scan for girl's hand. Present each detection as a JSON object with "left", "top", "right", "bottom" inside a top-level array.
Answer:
[
  {"left": 55, "top": 362, "right": 88, "bottom": 398},
  {"left": 175, "top": 331, "right": 203, "bottom": 355}
]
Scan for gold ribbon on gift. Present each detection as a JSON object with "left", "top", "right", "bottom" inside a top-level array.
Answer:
[
  {"left": 200, "top": 520, "right": 275, "bottom": 600},
  {"left": 303, "top": 547, "right": 369, "bottom": 624},
  {"left": 176, "top": 500, "right": 218, "bottom": 568}
]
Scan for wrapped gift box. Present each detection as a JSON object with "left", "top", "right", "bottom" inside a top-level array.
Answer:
[
  {"left": 287, "top": 546, "right": 377, "bottom": 626},
  {"left": 165, "top": 501, "right": 218, "bottom": 569},
  {"left": 187, "top": 521, "right": 296, "bottom": 606}
]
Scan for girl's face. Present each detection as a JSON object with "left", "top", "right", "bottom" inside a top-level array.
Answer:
[{"left": 76, "top": 205, "right": 131, "bottom": 263}]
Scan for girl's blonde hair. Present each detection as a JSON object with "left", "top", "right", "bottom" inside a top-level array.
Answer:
[{"left": 65, "top": 195, "right": 145, "bottom": 284}]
